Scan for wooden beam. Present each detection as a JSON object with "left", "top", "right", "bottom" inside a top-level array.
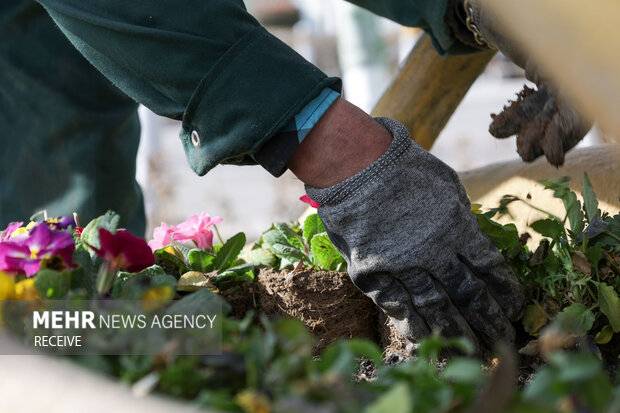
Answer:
[
  {"left": 482, "top": 0, "right": 620, "bottom": 140},
  {"left": 372, "top": 34, "right": 495, "bottom": 150}
]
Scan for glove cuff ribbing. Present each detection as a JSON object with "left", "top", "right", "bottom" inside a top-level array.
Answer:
[{"left": 305, "top": 118, "right": 413, "bottom": 205}]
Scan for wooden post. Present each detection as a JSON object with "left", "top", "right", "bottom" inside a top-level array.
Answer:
[{"left": 371, "top": 34, "right": 495, "bottom": 150}]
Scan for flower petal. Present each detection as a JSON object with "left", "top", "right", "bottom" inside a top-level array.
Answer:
[{"left": 300, "top": 195, "right": 321, "bottom": 208}]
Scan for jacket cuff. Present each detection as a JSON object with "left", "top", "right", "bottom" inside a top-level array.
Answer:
[{"left": 180, "top": 26, "right": 341, "bottom": 176}]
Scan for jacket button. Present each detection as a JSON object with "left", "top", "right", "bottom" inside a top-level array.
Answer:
[{"left": 191, "top": 130, "right": 201, "bottom": 148}]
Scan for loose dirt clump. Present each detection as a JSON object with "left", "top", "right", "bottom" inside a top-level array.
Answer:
[{"left": 256, "top": 268, "right": 378, "bottom": 351}]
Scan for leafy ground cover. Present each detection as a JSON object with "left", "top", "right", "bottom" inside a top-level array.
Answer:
[
  {"left": 475, "top": 174, "right": 619, "bottom": 368},
  {"left": 0, "top": 173, "right": 618, "bottom": 412}
]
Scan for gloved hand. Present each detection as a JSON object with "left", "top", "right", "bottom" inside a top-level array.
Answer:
[
  {"left": 463, "top": 0, "right": 592, "bottom": 166},
  {"left": 306, "top": 118, "right": 524, "bottom": 351}
]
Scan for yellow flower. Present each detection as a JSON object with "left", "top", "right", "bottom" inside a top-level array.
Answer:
[
  {"left": 14, "top": 278, "right": 39, "bottom": 300},
  {"left": 236, "top": 390, "right": 271, "bottom": 413},
  {"left": 141, "top": 285, "right": 174, "bottom": 311},
  {"left": 0, "top": 271, "right": 15, "bottom": 300},
  {"left": 9, "top": 227, "right": 29, "bottom": 239}
]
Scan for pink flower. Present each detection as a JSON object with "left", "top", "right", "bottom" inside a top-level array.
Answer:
[
  {"left": 92, "top": 228, "right": 154, "bottom": 273},
  {"left": 300, "top": 195, "right": 321, "bottom": 208},
  {"left": 148, "top": 222, "right": 177, "bottom": 252},
  {"left": 0, "top": 224, "right": 75, "bottom": 276},
  {"left": 173, "top": 213, "right": 222, "bottom": 250}
]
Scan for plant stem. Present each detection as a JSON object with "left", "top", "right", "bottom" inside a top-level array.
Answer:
[
  {"left": 517, "top": 199, "right": 563, "bottom": 221},
  {"left": 213, "top": 225, "right": 224, "bottom": 245}
]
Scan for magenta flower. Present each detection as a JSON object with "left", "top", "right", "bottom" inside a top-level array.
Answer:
[
  {"left": 148, "top": 222, "right": 177, "bottom": 252},
  {"left": 43, "top": 216, "right": 76, "bottom": 231},
  {"left": 0, "top": 224, "right": 75, "bottom": 276},
  {"left": 0, "top": 222, "right": 24, "bottom": 241},
  {"left": 172, "top": 213, "right": 222, "bottom": 250},
  {"left": 300, "top": 195, "right": 321, "bottom": 208},
  {"left": 92, "top": 228, "right": 154, "bottom": 273}
]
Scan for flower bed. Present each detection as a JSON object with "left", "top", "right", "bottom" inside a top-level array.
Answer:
[
  {"left": 256, "top": 268, "right": 378, "bottom": 351},
  {"left": 0, "top": 174, "right": 619, "bottom": 412}
]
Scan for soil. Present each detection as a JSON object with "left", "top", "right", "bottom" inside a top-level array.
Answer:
[
  {"left": 255, "top": 268, "right": 378, "bottom": 351},
  {"left": 220, "top": 268, "right": 618, "bottom": 381},
  {"left": 220, "top": 282, "right": 256, "bottom": 320}
]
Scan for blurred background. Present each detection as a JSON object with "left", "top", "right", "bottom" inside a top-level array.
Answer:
[{"left": 135, "top": 0, "right": 603, "bottom": 242}]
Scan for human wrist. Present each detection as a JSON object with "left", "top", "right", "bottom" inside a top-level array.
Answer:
[
  {"left": 305, "top": 118, "right": 412, "bottom": 205},
  {"left": 287, "top": 97, "right": 393, "bottom": 188}
]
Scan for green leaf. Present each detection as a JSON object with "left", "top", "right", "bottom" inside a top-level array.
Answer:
[
  {"left": 311, "top": 233, "right": 346, "bottom": 271},
  {"left": 539, "top": 178, "right": 585, "bottom": 236},
  {"left": 522, "top": 302, "right": 548, "bottom": 335},
  {"left": 302, "top": 214, "right": 325, "bottom": 248},
  {"left": 239, "top": 248, "right": 277, "bottom": 267},
  {"left": 167, "top": 288, "right": 230, "bottom": 317},
  {"left": 177, "top": 271, "right": 210, "bottom": 292},
  {"left": 584, "top": 244, "right": 605, "bottom": 267},
  {"left": 416, "top": 334, "right": 447, "bottom": 360},
  {"left": 71, "top": 249, "right": 96, "bottom": 298},
  {"left": 112, "top": 266, "right": 177, "bottom": 299},
  {"left": 531, "top": 218, "right": 565, "bottom": 239},
  {"left": 213, "top": 232, "right": 246, "bottom": 272},
  {"left": 154, "top": 247, "right": 190, "bottom": 274},
  {"left": 215, "top": 264, "right": 255, "bottom": 289},
  {"left": 81, "top": 211, "right": 120, "bottom": 258},
  {"left": 590, "top": 213, "right": 620, "bottom": 247},
  {"left": 582, "top": 173, "right": 600, "bottom": 222},
  {"left": 475, "top": 214, "right": 521, "bottom": 257},
  {"left": 445, "top": 336, "right": 476, "bottom": 356},
  {"left": 274, "top": 222, "right": 305, "bottom": 251},
  {"left": 365, "top": 383, "right": 411, "bottom": 413},
  {"left": 261, "top": 229, "right": 290, "bottom": 249},
  {"left": 555, "top": 303, "right": 595, "bottom": 333},
  {"left": 269, "top": 243, "right": 306, "bottom": 264},
  {"left": 319, "top": 339, "right": 383, "bottom": 375},
  {"left": 595, "top": 325, "right": 614, "bottom": 344},
  {"left": 441, "top": 358, "right": 485, "bottom": 384},
  {"left": 171, "top": 241, "right": 192, "bottom": 263},
  {"left": 548, "top": 352, "right": 603, "bottom": 382},
  {"left": 34, "top": 269, "right": 70, "bottom": 299},
  {"left": 138, "top": 265, "right": 167, "bottom": 278},
  {"left": 262, "top": 229, "right": 305, "bottom": 263},
  {"left": 597, "top": 282, "right": 620, "bottom": 332},
  {"left": 188, "top": 249, "right": 216, "bottom": 272}
]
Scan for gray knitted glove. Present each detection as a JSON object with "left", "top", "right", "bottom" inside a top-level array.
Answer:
[
  {"left": 306, "top": 118, "right": 524, "bottom": 350},
  {"left": 464, "top": 0, "right": 592, "bottom": 166}
]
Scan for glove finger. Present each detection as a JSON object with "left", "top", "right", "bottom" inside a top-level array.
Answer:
[
  {"left": 458, "top": 240, "right": 525, "bottom": 322},
  {"left": 435, "top": 255, "right": 517, "bottom": 346},
  {"left": 489, "top": 86, "right": 548, "bottom": 139},
  {"left": 397, "top": 271, "right": 479, "bottom": 346},
  {"left": 349, "top": 271, "right": 431, "bottom": 343},
  {"left": 541, "top": 102, "right": 592, "bottom": 166},
  {"left": 515, "top": 93, "right": 557, "bottom": 162},
  {"left": 515, "top": 118, "right": 544, "bottom": 161}
]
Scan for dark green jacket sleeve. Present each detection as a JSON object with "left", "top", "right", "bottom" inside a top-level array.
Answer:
[
  {"left": 36, "top": 0, "right": 472, "bottom": 176},
  {"left": 37, "top": 0, "right": 341, "bottom": 176},
  {"left": 347, "top": 0, "right": 476, "bottom": 55}
]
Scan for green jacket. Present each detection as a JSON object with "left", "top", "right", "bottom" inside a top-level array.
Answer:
[{"left": 0, "top": 0, "right": 477, "bottom": 233}]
